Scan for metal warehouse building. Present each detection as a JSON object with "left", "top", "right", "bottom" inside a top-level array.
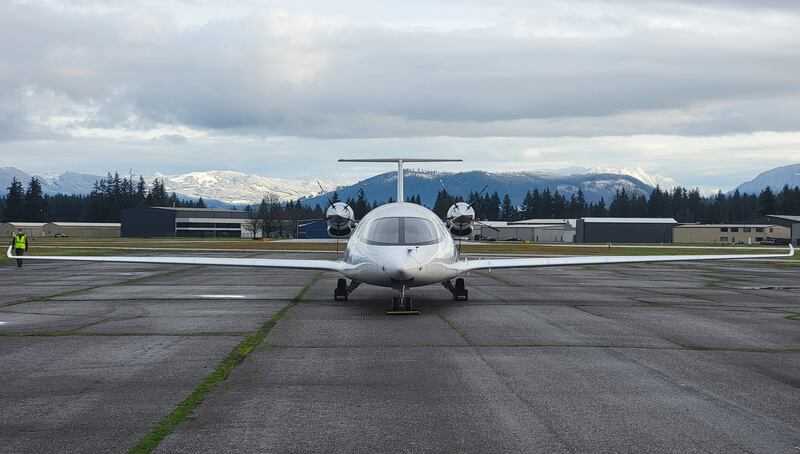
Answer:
[
  {"left": 472, "top": 219, "right": 576, "bottom": 242},
  {"left": 296, "top": 219, "right": 329, "bottom": 239},
  {"left": 2, "top": 222, "right": 121, "bottom": 238},
  {"left": 121, "top": 207, "right": 247, "bottom": 237},
  {"left": 576, "top": 217, "right": 677, "bottom": 243},
  {"left": 673, "top": 224, "right": 789, "bottom": 245},
  {"left": 44, "top": 222, "right": 120, "bottom": 238},
  {"left": 767, "top": 215, "right": 800, "bottom": 246},
  {"left": 0, "top": 222, "right": 46, "bottom": 238}
]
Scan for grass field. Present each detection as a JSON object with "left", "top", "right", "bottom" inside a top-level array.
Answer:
[{"left": 9, "top": 237, "right": 794, "bottom": 260}]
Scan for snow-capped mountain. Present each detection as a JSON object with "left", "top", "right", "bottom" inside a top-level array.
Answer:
[
  {"left": 153, "top": 170, "right": 352, "bottom": 205},
  {"left": 0, "top": 167, "right": 353, "bottom": 204},
  {"left": 0, "top": 167, "right": 102, "bottom": 195},
  {"left": 553, "top": 166, "right": 678, "bottom": 190},
  {"left": 302, "top": 169, "right": 655, "bottom": 207}
]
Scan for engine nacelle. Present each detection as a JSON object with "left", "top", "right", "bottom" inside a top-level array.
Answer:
[
  {"left": 326, "top": 202, "right": 355, "bottom": 237},
  {"left": 446, "top": 202, "right": 475, "bottom": 237}
]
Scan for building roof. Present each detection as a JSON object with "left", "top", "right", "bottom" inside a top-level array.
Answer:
[
  {"left": 47, "top": 222, "right": 121, "bottom": 227},
  {"left": 476, "top": 221, "right": 509, "bottom": 228},
  {"left": 152, "top": 207, "right": 238, "bottom": 212},
  {"left": 511, "top": 218, "right": 577, "bottom": 228},
  {"left": 675, "top": 224, "right": 775, "bottom": 228},
  {"left": 511, "top": 218, "right": 576, "bottom": 224},
  {"left": 581, "top": 217, "right": 678, "bottom": 224},
  {"left": 767, "top": 215, "right": 800, "bottom": 223},
  {"left": 2, "top": 222, "right": 46, "bottom": 227}
]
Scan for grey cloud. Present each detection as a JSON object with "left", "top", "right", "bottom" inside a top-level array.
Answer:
[{"left": 1, "top": 2, "right": 800, "bottom": 140}]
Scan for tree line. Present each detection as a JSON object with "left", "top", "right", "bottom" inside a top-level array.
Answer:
[
  {"left": 0, "top": 174, "right": 209, "bottom": 222},
  {"left": 2, "top": 173, "right": 799, "bottom": 226}
]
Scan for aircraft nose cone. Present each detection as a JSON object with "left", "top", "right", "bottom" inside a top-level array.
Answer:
[{"left": 385, "top": 254, "right": 420, "bottom": 281}]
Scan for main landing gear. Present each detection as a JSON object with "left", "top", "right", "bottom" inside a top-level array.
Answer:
[
  {"left": 334, "top": 278, "right": 360, "bottom": 301},
  {"left": 442, "top": 278, "right": 468, "bottom": 301}
]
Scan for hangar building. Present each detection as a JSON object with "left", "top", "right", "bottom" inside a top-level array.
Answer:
[
  {"left": 767, "top": 215, "right": 800, "bottom": 246},
  {"left": 43, "top": 222, "right": 120, "bottom": 238},
  {"left": 673, "top": 224, "right": 789, "bottom": 244},
  {"left": 472, "top": 219, "right": 576, "bottom": 242},
  {"left": 576, "top": 217, "right": 677, "bottom": 243},
  {"left": 121, "top": 207, "right": 247, "bottom": 237},
  {"left": 0, "top": 222, "right": 46, "bottom": 238},
  {"left": 296, "top": 219, "right": 329, "bottom": 239}
]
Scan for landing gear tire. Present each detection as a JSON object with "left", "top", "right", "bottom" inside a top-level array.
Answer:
[
  {"left": 402, "top": 296, "right": 413, "bottom": 310},
  {"left": 391, "top": 297, "right": 401, "bottom": 311},
  {"left": 454, "top": 278, "right": 468, "bottom": 301},
  {"left": 334, "top": 278, "right": 348, "bottom": 301}
]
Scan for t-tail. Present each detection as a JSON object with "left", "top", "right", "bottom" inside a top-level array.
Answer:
[{"left": 338, "top": 158, "right": 462, "bottom": 204}]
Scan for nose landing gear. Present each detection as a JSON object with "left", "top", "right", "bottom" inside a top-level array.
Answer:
[{"left": 386, "top": 284, "right": 420, "bottom": 315}]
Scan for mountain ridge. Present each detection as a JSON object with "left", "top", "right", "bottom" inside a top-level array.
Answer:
[
  {"left": 4, "top": 164, "right": 796, "bottom": 206},
  {"left": 733, "top": 163, "right": 800, "bottom": 195}
]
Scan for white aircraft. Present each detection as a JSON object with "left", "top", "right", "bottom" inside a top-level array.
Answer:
[{"left": 8, "top": 159, "right": 795, "bottom": 312}]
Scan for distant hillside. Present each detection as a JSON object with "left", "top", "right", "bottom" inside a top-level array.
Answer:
[
  {"left": 734, "top": 163, "right": 800, "bottom": 194},
  {"left": 300, "top": 170, "right": 653, "bottom": 207},
  {"left": 0, "top": 167, "right": 351, "bottom": 206},
  {"left": 0, "top": 167, "right": 101, "bottom": 196}
]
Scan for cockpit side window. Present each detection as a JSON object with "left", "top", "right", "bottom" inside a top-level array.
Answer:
[{"left": 363, "top": 217, "right": 441, "bottom": 246}]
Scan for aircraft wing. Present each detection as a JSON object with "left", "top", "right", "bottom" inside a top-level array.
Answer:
[
  {"left": 6, "top": 246, "right": 354, "bottom": 272},
  {"left": 452, "top": 244, "right": 795, "bottom": 272}
]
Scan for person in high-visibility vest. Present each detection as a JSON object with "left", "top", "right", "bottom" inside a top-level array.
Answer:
[{"left": 11, "top": 229, "right": 28, "bottom": 268}]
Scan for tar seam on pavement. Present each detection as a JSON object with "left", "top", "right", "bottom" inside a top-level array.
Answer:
[{"left": 128, "top": 272, "right": 323, "bottom": 454}]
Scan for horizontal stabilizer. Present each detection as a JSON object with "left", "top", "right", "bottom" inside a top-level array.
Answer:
[{"left": 338, "top": 158, "right": 462, "bottom": 203}]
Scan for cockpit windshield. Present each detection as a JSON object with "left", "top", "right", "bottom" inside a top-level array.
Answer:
[{"left": 362, "top": 217, "right": 441, "bottom": 246}]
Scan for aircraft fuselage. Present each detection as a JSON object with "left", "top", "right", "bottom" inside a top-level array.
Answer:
[{"left": 340, "top": 202, "right": 461, "bottom": 287}]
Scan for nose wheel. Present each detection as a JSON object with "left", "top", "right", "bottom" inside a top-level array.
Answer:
[{"left": 386, "top": 285, "right": 419, "bottom": 315}]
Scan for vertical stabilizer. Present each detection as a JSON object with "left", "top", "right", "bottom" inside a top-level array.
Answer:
[{"left": 338, "top": 158, "right": 462, "bottom": 204}]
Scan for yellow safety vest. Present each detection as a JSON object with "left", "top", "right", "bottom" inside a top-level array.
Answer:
[{"left": 13, "top": 234, "right": 26, "bottom": 249}]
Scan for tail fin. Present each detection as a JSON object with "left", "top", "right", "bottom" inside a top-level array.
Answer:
[{"left": 338, "top": 158, "right": 462, "bottom": 203}]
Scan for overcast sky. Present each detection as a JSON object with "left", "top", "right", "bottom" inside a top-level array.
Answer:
[{"left": 2, "top": 0, "right": 800, "bottom": 189}]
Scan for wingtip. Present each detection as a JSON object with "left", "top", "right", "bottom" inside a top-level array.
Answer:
[
  {"left": 790, "top": 244, "right": 796, "bottom": 256},
  {"left": 6, "top": 245, "right": 13, "bottom": 258}
]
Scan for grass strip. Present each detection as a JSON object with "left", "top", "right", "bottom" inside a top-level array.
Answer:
[{"left": 128, "top": 272, "right": 322, "bottom": 454}]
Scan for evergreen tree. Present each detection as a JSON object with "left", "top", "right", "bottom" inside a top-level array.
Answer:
[
  {"left": 3, "top": 177, "right": 24, "bottom": 221},
  {"left": 520, "top": 191, "right": 535, "bottom": 219},
  {"left": 147, "top": 178, "right": 169, "bottom": 206},
  {"left": 591, "top": 198, "right": 608, "bottom": 217},
  {"left": 609, "top": 189, "right": 630, "bottom": 217},
  {"left": 136, "top": 175, "right": 147, "bottom": 206},
  {"left": 531, "top": 188, "right": 543, "bottom": 218},
  {"left": 575, "top": 189, "right": 587, "bottom": 217},
  {"left": 758, "top": 186, "right": 776, "bottom": 216},
  {"left": 432, "top": 189, "right": 453, "bottom": 219},
  {"left": 552, "top": 190, "right": 567, "bottom": 218},
  {"left": 500, "top": 194, "right": 514, "bottom": 221},
  {"left": 486, "top": 192, "right": 501, "bottom": 220},
  {"left": 24, "top": 177, "right": 48, "bottom": 221},
  {"left": 539, "top": 188, "right": 553, "bottom": 218}
]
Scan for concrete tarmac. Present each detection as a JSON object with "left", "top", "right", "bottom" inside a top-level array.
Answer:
[{"left": 1, "top": 252, "right": 798, "bottom": 453}]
